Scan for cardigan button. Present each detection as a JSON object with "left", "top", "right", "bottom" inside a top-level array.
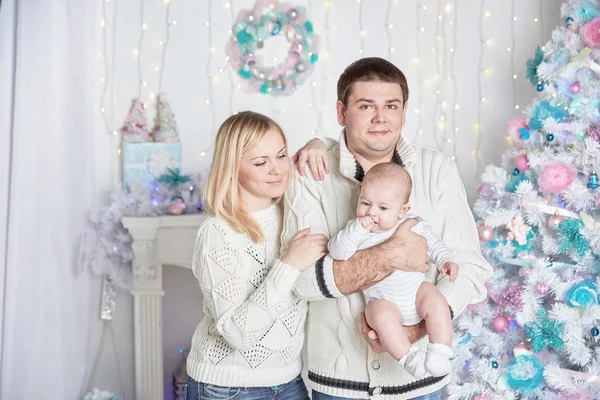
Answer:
[
  {"left": 373, "top": 387, "right": 382, "bottom": 395},
  {"left": 371, "top": 361, "right": 381, "bottom": 370}
]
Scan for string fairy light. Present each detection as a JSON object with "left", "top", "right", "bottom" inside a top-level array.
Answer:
[
  {"left": 385, "top": 0, "right": 394, "bottom": 59},
  {"left": 474, "top": 0, "right": 486, "bottom": 176},
  {"left": 510, "top": 0, "right": 518, "bottom": 111},
  {"left": 358, "top": 0, "right": 365, "bottom": 56},
  {"left": 136, "top": 0, "right": 147, "bottom": 100},
  {"left": 432, "top": 0, "right": 446, "bottom": 151},
  {"left": 448, "top": 0, "right": 459, "bottom": 161},
  {"left": 413, "top": 0, "right": 424, "bottom": 141},
  {"left": 308, "top": 0, "right": 319, "bottom": 137},
  {"left": 201, "top": 0, "right": 217, "bottom": 158},
  {"left": 318, "top": 0, "right": 333, "bottom": 135},
  {"left": 226, "top": 0, "right": 236, "bottom": 115},
  {"left": 156, "top": 0, "right": 174, "bottom": 94}
]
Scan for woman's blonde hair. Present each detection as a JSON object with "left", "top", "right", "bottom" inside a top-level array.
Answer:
[{"left": 203, "top": 111, "right": 290, "bottom": 243}]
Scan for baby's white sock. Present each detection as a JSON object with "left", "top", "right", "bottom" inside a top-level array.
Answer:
[
  {"left": 398, "top": 345, "right": 427, "bottom": 379},
  {"left": 424, "top": 343, "right": 453, "bottom": 377}
]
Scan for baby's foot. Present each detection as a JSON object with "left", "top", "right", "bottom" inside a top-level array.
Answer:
[
  {"left": 398, "top": 345, "right": 427, "bottom": 379},
  {"left": 424, "top": 343, "right": 453, "bottom": 377}
]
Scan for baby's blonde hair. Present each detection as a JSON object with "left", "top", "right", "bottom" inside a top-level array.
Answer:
[
  {"left": 203, "top": 111, "right": 289, "bottom": 243},
  {"left": 362, "top": 162, "right": 412, "bottom": 203}
]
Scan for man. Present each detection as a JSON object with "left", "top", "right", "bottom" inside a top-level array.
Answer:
[{"left": 281, "top": 57, "right": 492, "bottom": 399}]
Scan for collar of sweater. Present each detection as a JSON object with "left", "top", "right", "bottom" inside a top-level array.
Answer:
[{"left": 337, "top": 129, "right": 417, "bottom": 184}]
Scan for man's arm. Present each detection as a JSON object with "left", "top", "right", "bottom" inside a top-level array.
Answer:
[
  {"left": 281, "top": 161, "right": 429, "bottom": 300},
  {"left": 433, "top": 159, "right": 494, "bottom": 318}
]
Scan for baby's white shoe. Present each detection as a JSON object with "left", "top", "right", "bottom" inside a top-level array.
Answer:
[
  {"left": 398, "top": 345, "right": 427, "bottom": 379},
  {"left": 424, "top": 343, "right": 453, "bottom": 377}
]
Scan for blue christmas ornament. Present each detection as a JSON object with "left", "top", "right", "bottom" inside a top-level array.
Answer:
[
  {"left": 536, "top": 83, "right": 544, "bottom": 92},
  {"left": 503, "top": 355, "right": 545, "bottom": 397},
  {"left": 591, "top": 327, "right": 599, "bottom": 336},
  {"left": 529, "top": 101, "right": 569, "bottom": 131},
  {"left": 506, "top": 174, "right": 530, "bottom": 193},
  {"left": 557, "top": 218, "right": 589, "bottom": 260},
  {"left": 565, "top": 17, "right": 575, "bottom": 26},
  {"left": 588, "top": 172, "right": 599, "bottom": 189},
  {"left": 546, "top": 133, "right": 555, "bottom": 142},
  {"left": 458, "top": 331, "right": 472, "bottom": 344},
  {"left": 271, "top": 21, "right": 282, "bottom": 35},
  {"left": 566, "top": 280, "right": 599, "bottom": 308},
  {"left": 519, "top": 128, "right": 531, "bottom": 140},
  {"left": 492, "top": 360, "right": 499, "bottom": 368},
  {"left": 512, "top": 168, "right": 520, "bottom": 176},
  {"left": 524, "top": 307, "right": 565, "bottom": 353}
]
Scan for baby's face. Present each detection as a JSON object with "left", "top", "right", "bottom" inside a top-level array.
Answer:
[{"left": 357, "top": 181, "right": 410, "bottom": 232}]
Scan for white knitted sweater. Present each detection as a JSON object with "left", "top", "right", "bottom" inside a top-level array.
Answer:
[
  {"left": 281, "top": 132, "right": 493, "bottom": 399},
  {"left": 186, "top": 204, "right": 307, "bottom": 387}
]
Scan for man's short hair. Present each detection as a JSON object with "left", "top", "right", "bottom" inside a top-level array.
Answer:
[{"left": 337, "top": 57, "right": 409, "bottom": 107}]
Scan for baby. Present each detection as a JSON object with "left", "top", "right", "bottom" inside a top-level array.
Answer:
[{"left": 328, "top": 162, "right": 458, "bottom": 379}]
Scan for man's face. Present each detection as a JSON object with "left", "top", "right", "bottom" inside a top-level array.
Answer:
[{"left": 336, "top": 81, "right": 407, "bottom": 160}]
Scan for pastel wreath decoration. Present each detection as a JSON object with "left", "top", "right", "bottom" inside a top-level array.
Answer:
[{"left": 226, "top": 0, "right": 319, "bottom": 96}]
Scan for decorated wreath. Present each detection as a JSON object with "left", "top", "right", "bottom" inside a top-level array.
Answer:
[{"left": 226, "top": 0, "right": 319, "bottom": 96}]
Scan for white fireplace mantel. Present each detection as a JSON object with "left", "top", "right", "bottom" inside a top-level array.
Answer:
[{"left": 122, "top": 213, "right": 208, "bottom": 400}]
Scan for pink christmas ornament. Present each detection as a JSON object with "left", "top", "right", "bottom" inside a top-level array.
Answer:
[
  {"left": 547, "top": 214, "right": 565, "bottom": 230},
  {"left": 168, "top": 198, "right": 187, "bottom": 215},
  {"left": 538, "top": 161, "right": 578, "bottom": 194},
  {"left": 508, "top": 116, "right": 528, "bottom": 145},
  {"left": 581, "top": 17, "right": 600, "bottom": 49},
  {"left": 536, "top": 282, "right": 549, "bottom": 295},
  {"left": 515, "top": 153, "right": 530, "bottom": 172},
  {"left": 493, "top": 315, "right": 509, "bottom": 332},
  {"left": 569, "top": 81, "right": 582, "bottom": 94},
  {"left": 478, "top": 225, "right": 494, "bottom": 242}
]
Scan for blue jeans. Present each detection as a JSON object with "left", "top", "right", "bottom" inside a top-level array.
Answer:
[
  {"left": 312, "top": 389, "right": 441, "bottom": 400},
  {"left": 185, "top": 374, "right": 309, "bottom": 400}
]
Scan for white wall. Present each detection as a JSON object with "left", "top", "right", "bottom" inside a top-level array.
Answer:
[{"left": 93, "top": 1, "right": 563, "bottom": 398}]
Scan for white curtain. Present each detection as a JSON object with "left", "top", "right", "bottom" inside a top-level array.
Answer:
[{"left": 0, "top": 1, "right": 105, "bottom": 398}]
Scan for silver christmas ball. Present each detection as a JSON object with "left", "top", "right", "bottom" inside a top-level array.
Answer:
[
  {"left": 295, "top": 62, "right": 306, "bottom": 73},
  {"left": 289, "top": 9, "right": 298, "bottom": 20}
]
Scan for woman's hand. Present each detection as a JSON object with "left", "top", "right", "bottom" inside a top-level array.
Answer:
[
  {"left": 281, "top": 228, "right": 329, "bottom": 270},
  {"left": 293, "top": 138, "right": 330, "bottom": 181}
]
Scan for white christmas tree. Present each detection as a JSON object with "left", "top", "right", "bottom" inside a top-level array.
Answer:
[
  {"left": 152, "top": 94, "right": 179, "bottom": 142},
  {"left": 121, "top": 99, "right": 151, "bottom": 142},
  {"left": 448, "top": 2, "right": 600, "bottom": 399}
]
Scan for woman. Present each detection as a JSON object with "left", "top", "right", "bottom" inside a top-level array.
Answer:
[{"left": 186, "top": 111, "right": 329, "bottom": 400}]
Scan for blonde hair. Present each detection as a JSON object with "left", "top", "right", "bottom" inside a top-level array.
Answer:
[
  {"left": 204, "top": 111, "right": 289, "bottom": 243},
  {"left": 363, "top": 162, "right": 412, "bottom": 203}
]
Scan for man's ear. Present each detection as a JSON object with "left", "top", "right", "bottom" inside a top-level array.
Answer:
[{"left": 336, "top": 100, "right": 346, "bottom": 126}]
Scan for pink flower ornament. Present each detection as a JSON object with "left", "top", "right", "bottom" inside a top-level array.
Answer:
[
  {"left": 538, "top": 161, "right": 578, "bottom": 194},
  {"left": 582, "top": 17, "right": 600, "bottom": 49}
]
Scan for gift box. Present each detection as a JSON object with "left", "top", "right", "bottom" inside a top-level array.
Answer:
[{"left": 122, "top": 142, "right": 182, "bottom": 191}]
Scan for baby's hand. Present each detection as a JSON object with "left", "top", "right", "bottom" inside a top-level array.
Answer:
[
  {"left": 358, "top": 215, "right": 375, "bottom": 232},
  {"left": 441, "top": 262, "right": 459, "bottom": 282}
]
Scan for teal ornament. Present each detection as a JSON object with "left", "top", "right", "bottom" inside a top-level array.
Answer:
[
  {"left": 546, "top": 133, "right": 555, "bottom": 142},
  {"left": 304, "top": 20, "right": 314, "bottom": 34},
  {"left": 492, "top": 360, "right": 499, "bottom": 368},
  {"left": 519, "top": 128, "right": 531, "bottom": 140},
  {"left": 565, "top": 17, "right": 575, "bottom": 26},
  {"left": 529, "top": 101, "right": 569, "bottom": 130},
  {"left": 310, "top": 53, "right": 319, "bottom": 64},
  {"left": 566, "top": 280, "right": 599, "bottom": 308},
  {"left": 260, "top": 84, "right": 270, "bottom": 94},
  {"left": 157, "top": 168, "right": 192, "bottom": 189},
  {"left": 512, "top": 168, "right": 520, "bottom": 176},
  {"left": 523, "top": 307, "right": 565, "bottom": 353},
  {"left": 588, "top": 172, "right": 599, "bottom": 189},
  {"left": 556, "top": 218, "right": 589, "bottom": 260},
  {"left": 592, "top": 327, "right": 599, "bottom": 336},
  {"left": 238, "top": 69, "right": 252, "bottom": 79},
  {"left": 458, "top": 331, "right": 472, "bottom": 344},
  {"left": 271, "top": 21, "right": 282, "bottom": 35},
  {"left": 536, "top": 83, "right": 544, "bottom": 92},
  {"left": 526, "top": 47, "right": 544, "bottom": 87},
  {"left": 577, "top": 1, "right": 600, "bottom": 20},
  {"left": 236, "top": 30, "right": 251, "bottom": 45},
  {"left": 503, "top": 355, "right": 545, "bottom": 397},
  {"left": 506, "top": 174, "right": 530, "bottom": 193}
]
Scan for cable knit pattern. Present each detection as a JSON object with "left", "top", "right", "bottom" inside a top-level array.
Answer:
[
  {"left": 187, "top": 204, "right": 307, "bottom": 387},
  {"left": 281, "top": 131, "right": 493, "bottom": 399}
]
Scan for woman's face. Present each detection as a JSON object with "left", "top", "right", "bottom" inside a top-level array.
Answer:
[{"left": 238, "top": 127, "right": 290, "bottom": 210}]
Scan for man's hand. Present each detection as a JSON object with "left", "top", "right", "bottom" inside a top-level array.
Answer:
[
  {"left": 292, "top": 138, "right": 330, "bottom": 181},
  {"left": 360, "top": 313, "right": 386, "bottom": 352},
  {"left": 381, "top": 218, "right": 430, "bottom": 273}
]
